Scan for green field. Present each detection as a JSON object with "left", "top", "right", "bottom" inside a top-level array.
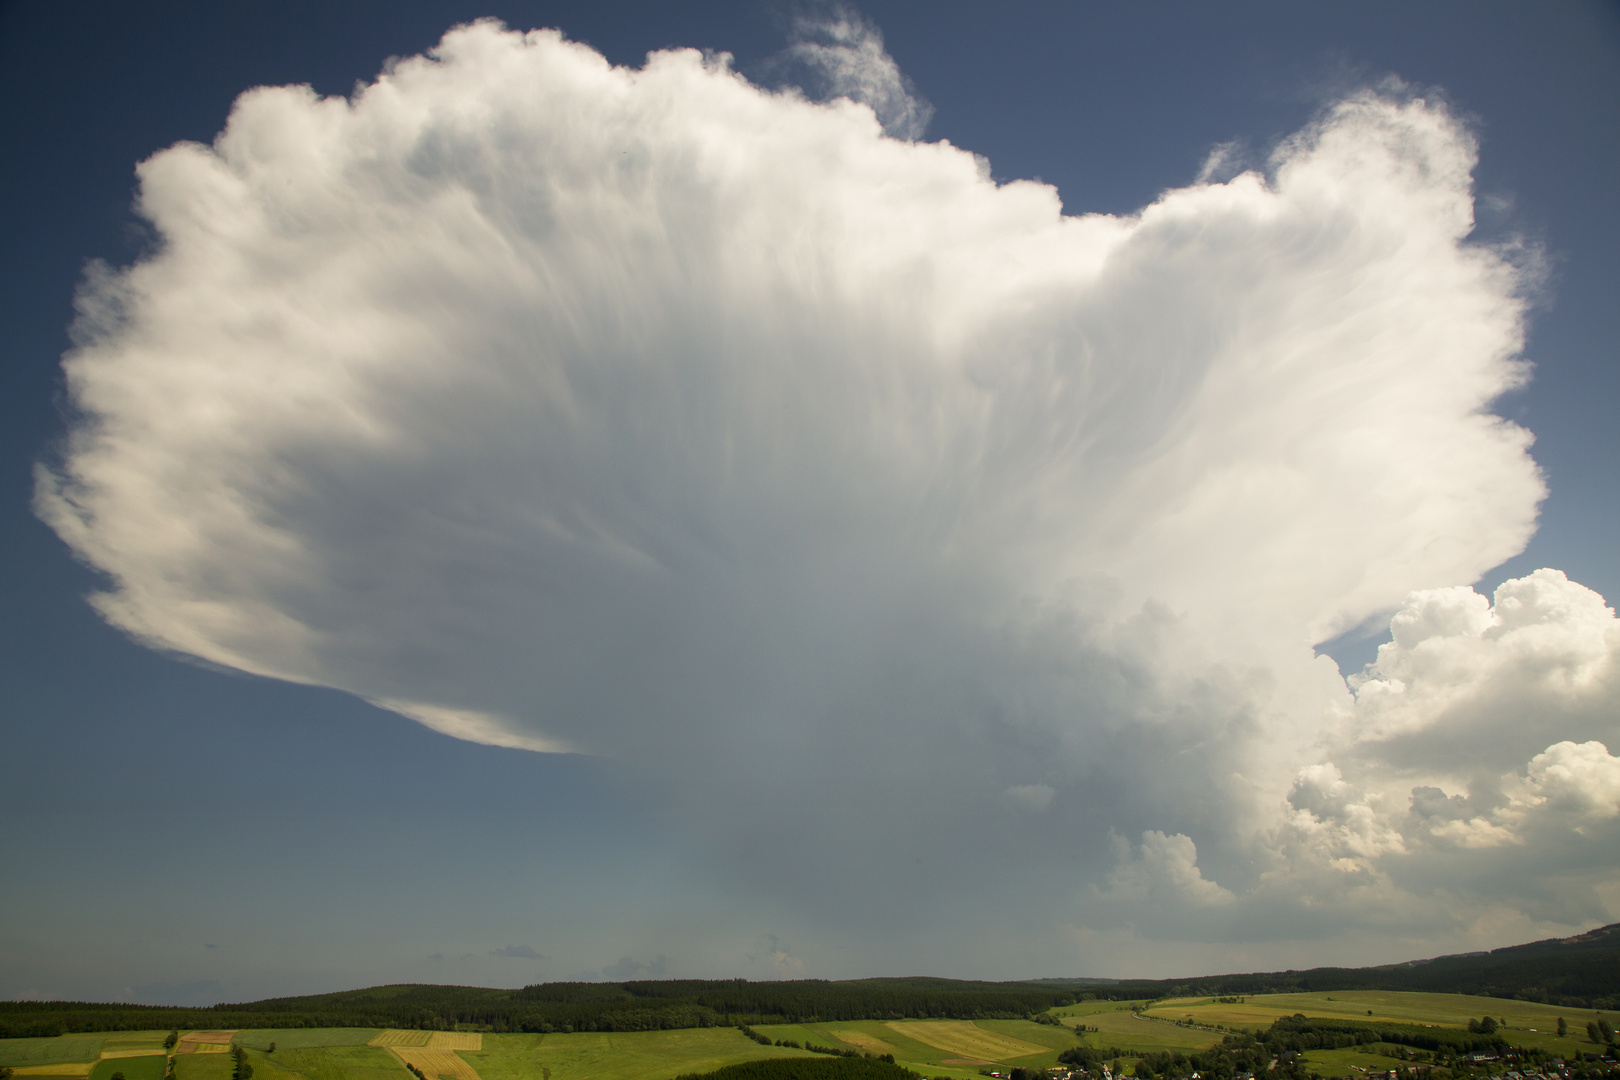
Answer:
[
  {"left": 0, "top": 1036, "right": 108, "bottom": 1068},
  {"left": 233, "top": 1031, "right": 384, "bottom": 1052},
  {"left": 88, "top": 1054, "right": 167, "bottom": 1080},
  {"left": 465, "top": 1028, "right": 805, "bottom": 1080},
  {"left": 240, "top": 1046, "right": 402, "bottom": 1080},
  {"left": 6, "top": 990, "right": 1617, "bottom": 1080},
  {"left": 1141, "top": 989, "right": 1620, "bottom": 1059},
  {"left": 1295, "top": 1045, "right": 1416, "bottom": 1078},
  {"left": 747, "top": 1018, "right": 1094, "bottom": 1080},
  {"left": 1044, "top": 1004, "right": 1216, "bottom": 1055},
  {"left": 172, "top": 1054, "right": 233, "bottom": 1080},
  {"left": 97, "top": 1036, "right": 170, "bottom": 1055}
]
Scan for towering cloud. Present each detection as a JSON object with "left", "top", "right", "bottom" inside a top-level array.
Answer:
[{"left": 38, "top": 20, "right": 1617, "bottom": 959}]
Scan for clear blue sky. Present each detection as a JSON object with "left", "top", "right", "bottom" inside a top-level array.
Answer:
[{"left": 2, "top": 1, "right": 1617, "bottom": 1005}]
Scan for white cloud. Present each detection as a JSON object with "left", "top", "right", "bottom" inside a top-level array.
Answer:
[
  {"left": 490, "top": 944, "right": 545, "bottom": 960},
  {"left": 601, "top": 954, "right": 668, "bottom": 980},
  {"left": 1523, "top": 740, "right": 1620, "bottom": 822},
  {"left": 778, "top": 7, "right": 933, "bottom": 139},
  {"left": 35, "top": 19, "right": 1614, "bottom": 956},
  {"left": 1097, "top": 830, "right": 1234, "bottom": 909},
  {"left": 1005, "top": 783, "right": 1056, "bottom": 812},
  {"left": 1350, "top": 570, "right": 1617, "bottom": 748}
]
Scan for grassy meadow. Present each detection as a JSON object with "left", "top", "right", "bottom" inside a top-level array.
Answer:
[
  {"left": 1046, "top": 1003, "right": 1217, "bottom": 1055},
  {"left": 88, "top": 1055, "right": 167, "bottom": 1080},
  {"left": 751, "top": 1018, "right": 1082, "bottom": 1080},
  {"left": 6, "top": 995, "right": 1620, "bottom": 1080},
  {"left": 0, "top": 1036, "right": 112, "bottom": 1069},
  {"left": 464, "top": 1028, "right": 804, "bottom": 1080},
  {"left": 1142, "top": 990, "right": 1620, "bottom": 1060}
]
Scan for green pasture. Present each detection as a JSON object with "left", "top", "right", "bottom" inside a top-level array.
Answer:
[
  {"left": 232, "top": 1031, "right": 383, "bottom": 1052},
  {"left": 1143, "top": 990, "right": 1620, "bottom": 1059},
  {"left": 239, "top": 1046, "right": 402, "bottom": 1080},
  {"left": 11, "top": 990, "right": 1620, "bottom": 1080},
  {"left": 1297, "top": 1046, "right": 1415, "bottom": 1078},
  {"left": 1068, "top": 1014, "right": 1216, "bottom": 1054},
  {"left": 97, "top": 1035, "right": 170, "bottom": 1055},
  {"left": 1143, "top": 989, "right": 1616, "bottom": 1030},
  {"left": 89, "top": 1054, "right": 166, "bottom": 1080},
  {"left": 171, "top": 1054, "right": 233, "bottom": 1080},
  {"left": 977, "top": 1020, "right": 1090, "bottom": 1063},
  {"left": 750, "top": 1018, "right": 1090, "bottom": 1080},
  {"left": 0, "top": 1036, "right": 107, "bottom": 1068},
  {"left": 1045, "top": 1002, "right": 1214, "bottom": 1052},
  {"left": 466, "top": 1028, "right": 804, "bottom": 1080}
]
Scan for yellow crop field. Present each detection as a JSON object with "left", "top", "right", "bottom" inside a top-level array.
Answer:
[
  {"left": 9, "top": 1064, "right": 95, "bottom": 1077},
  {"left": 100, "top": 1050, "right": 167, "bottom": 1060},
  {"left": 1144, "top": 991, "right": 1619, "bottom": 1032},
  {"left": 392, "top": 1048, "right": 483, "bottom": 1080},
  {"left": 427, "top": 1033, "right": 483, "bottom": 1051},
  {"left": 829, "top": 1031, "right": 895, "bottom": 1055},
  {"left": 883, "top": 1021, "right": 1048, "bottom": 1062},
  {"left": 189, "top": 1045, "right": 230, "bottom": 1055},
  {"left": 369, "top": 1031, "right": 434, "bottom": 1048},
  {"left": 180, "top": 1033, "right": 236, "bottom": 1045}
]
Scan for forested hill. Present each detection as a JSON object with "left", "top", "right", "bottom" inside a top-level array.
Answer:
[
  {"left": 1088, "top": 923, "right": 1620, "bottom": 1006},
  {"left": 0, "top": 977, "right": 1085, "bottom": 1039},
  {"left": 3, "top": 924, "right": 1616, "bottom": 1038}
]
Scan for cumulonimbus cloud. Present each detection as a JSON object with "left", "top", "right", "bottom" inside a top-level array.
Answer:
[{"left": 36, "top": 20, "right": 1617, "bottom": 952}]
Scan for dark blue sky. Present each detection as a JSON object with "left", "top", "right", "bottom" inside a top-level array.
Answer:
[{"left": 2, "top": 1, "right": 1617, "bottom": 1003}]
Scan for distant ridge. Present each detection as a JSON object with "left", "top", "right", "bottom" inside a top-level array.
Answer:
[
  {"left": 3, "top": 924, "right": 1616, "bottom": 1037},
  {"left": 1062, "top": 922, "right": 1620, "bottom": 1005}
]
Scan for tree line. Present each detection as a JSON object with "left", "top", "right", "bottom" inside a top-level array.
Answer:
[{"left": 0, "top": 978, "right": 1093, "bottom": 1038}]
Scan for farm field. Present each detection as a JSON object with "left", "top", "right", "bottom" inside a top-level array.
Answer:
[
  {"left": 752, "top": 1022, "right": 958, "bottom": 1075},
  {"left": 9, "top": 991, "right": 1617, "bottom": 1080},
  {"left": 1295, "top": 1046, "right": 1415, "bottom": 1079},
  {"left": 88, "top": 1054, "right": 166, "bottom": 1080},
  {"left": 1046, "top": 1004, "right": 1217, "bottom": 1055},
  {"left": 884, "top": 1020, "right": 1049, "bottom": 1062},
  {"left": 234, "top": 1031, "right": 383, "bottom": 1052},
  {"left": 244, "top": 1045, "right": 405, "bottom": 1080},
  {"left": 171, "top": 1057, "right": 233, "bottom": 1080},
  {"left": 750, "top": 1018, "right": 1086, "bottom": 1080},
  {"left": 1141, "top": 990, "right": 1620, "bottom": 1059},
  {"left": 389, "top": 1048, "right": 479, "bottom": 1080},
  {"left": 0, "top": 1036, "right": 110, "bottom": 1069},
  {"left": 464, "top": 1028, "right": 806, "bottom": 1080}
]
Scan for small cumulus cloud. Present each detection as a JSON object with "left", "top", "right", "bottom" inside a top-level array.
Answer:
[
  {"left": 1097, "top": 830, "right": 1235, "bottom": 912},
  {"left": 601, "top": 955, "right": 669, "bottom": 980},
  {"left": 490, "top": 945, "right": 546, "bottom": 960},
  {"left": 1004, "top": 784, "right": 1055, "bottom": 813},
  {"left": 745, "top": 934, "right": 806, "bottom": 979}
]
